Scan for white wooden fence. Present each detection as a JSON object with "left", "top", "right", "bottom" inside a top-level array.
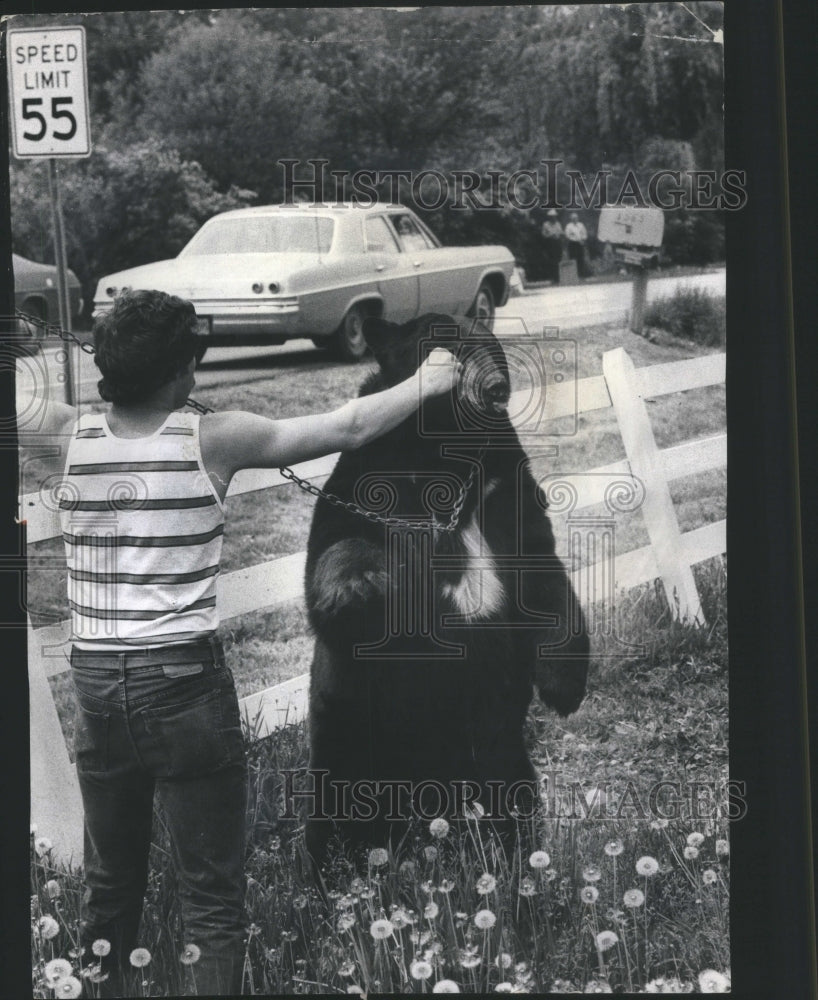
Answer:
[{"left": 24, "top": 347, "right": 726, "bottom": 864}]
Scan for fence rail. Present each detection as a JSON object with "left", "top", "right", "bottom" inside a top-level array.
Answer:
[{"left": 24, "top": 347, "right": 726, "bottom": 863}]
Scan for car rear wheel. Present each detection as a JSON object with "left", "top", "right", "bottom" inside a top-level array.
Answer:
[
  {"left": 468, "top": 281, "right": 495, "bottom": 324},
  {"left": 333, "top": 304, "right": 369, "bottom": 362}
]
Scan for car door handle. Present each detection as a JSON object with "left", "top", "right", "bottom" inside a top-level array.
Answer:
[
  {"left": 413, "top": 261, "right": 423, "bottom": 268},
  {"left": 375, "top": 264, "right": 385, "bottom": 272}
]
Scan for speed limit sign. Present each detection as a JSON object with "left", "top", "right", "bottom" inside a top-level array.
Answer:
[{"left": 7, "top": 26, "right": 91, "bottom": 158}]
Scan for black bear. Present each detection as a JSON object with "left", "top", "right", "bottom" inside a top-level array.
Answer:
[{"left": 303, "top": 313, "right": 589, "bottom": 863}]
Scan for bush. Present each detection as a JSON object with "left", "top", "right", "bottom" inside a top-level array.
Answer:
[{"left": 644, "top": 288, "right": 725, "bottom": 347}]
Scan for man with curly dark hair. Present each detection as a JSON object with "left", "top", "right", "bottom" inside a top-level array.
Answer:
[{"left": 27, "top": 288, "right": 460, "bottom": 996}]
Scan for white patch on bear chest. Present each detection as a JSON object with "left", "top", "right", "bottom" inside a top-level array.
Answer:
[{"left": 441, "top": 480, "right": 504, "bottom": 620}]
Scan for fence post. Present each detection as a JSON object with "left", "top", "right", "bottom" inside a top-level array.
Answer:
[
  {"left": 29, "top": 620, "right": 84, "bottom": 866},
  {"left": 602, "top": 348, "right": 706, "bottom": 624}
]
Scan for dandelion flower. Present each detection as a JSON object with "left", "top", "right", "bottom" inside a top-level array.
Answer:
[
  {"left": 603, "top": 839, "right": 624, "bottom": 857},
  {"left": 433, "top": 980, "right": 461, "bottom": 993},
  {"left": 584, "top": 980, "right": 613, "bottom": 993},
  {"left": 438, "top": 879, "right": 455, "bottom": 894},
  {"left": 650, "top": 818, "right": 669, "bottom": 830},
  {"left": 698, "top": 969, "right": 731, "bottom": 993},
  {"left": 179, "top": 943, "right": 201, "bottom": 966},
  {"left": 37, "top": 915, "right": 59, "bottom": 940},
  {"left": 686, "top": 831, "right": 705, "bottom": 849},
  {"left": 581, "top": 886, "right": 599, "bottom": 904},
  {"left": 495, "top": 952, "right": 513, "bottom": 970},
  {"left": 337, "top": 913, "right": 356, "bottom": 932},
  {"left": 528, "top": 850, "right": 550, "bottom": 869},
  {"left": 458, "top": 948, "right": 482, "bottom": 969},
  {"left": 425, "top": 846, "right": 439, "bottom": 863},
  {"left": 474, "top": 908, "right": 497, "bottom": 930},
  {"left": 129, "top": 948, "right": 151, "bottom": 968},
  {"left": 411, "top": 959, "right": 433, "bottom": 980},
  {"left": 54, "top": 977, "right": 82, "bottom": 999},
  {"left": 623, "top": 888, "right": 645, "bottom": 908},
  {"left": 430, "top": 817, "right": 450, "bottom": 839},
  {"left": 702, "top": 869, "right": 718, "bottom": 886},
  {"left": 34, "top": 836, "right": 53, "bottom": 857},
  {"left": 518, "top": 876, "right": 536, "bottom": 897},
  {"left": 715, "top": 839, "right": 730, "bottom": 857},
  {"left": 390, "top": 907, "right": 411, "bottom": 929},
  {"left": 338, "top": 961, "right": 356, "bottom": 977},
  {"left": 370, "top": 918, "right": 394, "bottom": 940},
  {"left": 424, "top": 902, "right": 440, "bottom": 920},
  {"left": 46, "top": 879, "right": 62, "bottom": 899},
  {"left": 636, "top": 855, "right": 659, "bottom": 877},
  {"left": 582, "top": 865, "right": 602, "bottom": 883},
  {"left": 595, "top": 930, "right": 619, "bottom": 952},
  {"left": 368, "top": 847, "right": 389, "bottom": 867},
  {"left": 476, "top": 872, "right": 497, "bottom": 894},
  {"left": 495, "top": 983, "right": 513, "bottom": 993},
  {"left": 92, "top": 939, "right": 111, "bottom": 957},
  {"left": 44, "top": 959, "right": 73, "bottom": 985},
  {"left": 683, "top": 845, "right": 699, "bottom": 860}
]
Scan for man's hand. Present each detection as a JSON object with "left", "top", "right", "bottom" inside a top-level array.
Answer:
[{"left": 418, "top": 348, "right": 462, "bottom": 399}]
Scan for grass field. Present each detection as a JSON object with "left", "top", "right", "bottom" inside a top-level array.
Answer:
[{"left": 27, "top": 307, "right": 729, "bottom": 995}]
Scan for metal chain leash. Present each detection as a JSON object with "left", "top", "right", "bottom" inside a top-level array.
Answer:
[{"left": 16, "top": 310, "right": 482, "bottom": 532}]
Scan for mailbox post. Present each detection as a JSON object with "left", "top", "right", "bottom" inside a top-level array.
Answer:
[{"left": 597, "top": 207, "right": 665, "bottom": 336}]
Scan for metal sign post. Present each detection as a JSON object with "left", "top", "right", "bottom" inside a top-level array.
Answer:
[{"left": 7, "top": 25, "right": 91, "bottom": 403}]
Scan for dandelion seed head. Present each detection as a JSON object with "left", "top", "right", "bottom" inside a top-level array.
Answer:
[
  {"left": 44, "top": 958, "right": 73, "bottom": 985},
  {"left": 698, "top": 969, "right": 731, "bottom": 993},
  {"left": 399, "top": 860, "right": 416, "bottom": 877},
  {"left": 623, "top": 888, "right": 645, "bottom": 908},
  {"left": 584, "top": 980, "right": 613, "bottom": 993},
  {"left": 55, "top": 976, "right": 82, "bottom": 998},
  {"left": 433, "top": 980, "right": 461, "bottom": 993},
  {"left": 129, "top": 948, "right": 151, "bottom": 968},
  {"left": 581, "top": 886, "right": 599, "bottom": 904},
  {"left": 603, "top": 839, "right": 624, "bottom": 857},
  {"left": 650, "top": 818, "right": 669, "bottom": 830},
  {"left": 430, "top": 817, "right": 450, "bottom": 839},
  {"left": 424, "top": 845, "right": 439, "bottom": 862},
  {"left": 583, "top": 865, "right": 602, "bottom": 883},
  {"left": 643, "top": 976, "right": 693, "bottom": 992},
  {"left": 702, "top": 869, "right": 718, "bottom": 886},
  {"left": 179, "top": 943, "right": 200, "bottom": 966},
  {"left": 390, "top": 907, "right": 411, "bottom": 929},
  {"left": 438, "top": 878, "right": 455, "bottom": 893},
  {"left": 458, "top": 947, "right": 482, "bottom": 969},
  {"left": 715, "top": 839, "right": 729, "bottom": 857},
  {"left": 464, "top": 801, "right": 485, "bottom": 820},
  {"left": 37, "top": 914, "right": 59, "bottom": 940},
  {"left": 686, "top": 831, "right": 705, "bottom": 849},
  {"left": 369, "top": 918, "right": 394, "bottom": 940},
  {"left": 683, "top": 845, "right": 699, "bottom": 860},
  {"left": 495, "top": 952, "right": 513, "bottom": 970},
  {"left": 518, "top": 876, "right": 536, "bottom": 897},
  {"left": 347, "top": 987, "right": 364, "bottom": 996},
  {"left": 636, "top": 855, "right": 659, "bottom": 876},
  {"left": 476, "top": 872, "right": 497, "bottom": 894},
  {"left": 293, "top": 893, "right": 308, "bottom": 910},
  {"left": 595, "top": 930, "right": 618, "bottom": 952},
  {"left": 46, "top": 879, "right": 62, "bottom": 899},
  {"left": 349, "top": 877, "right": 366, "bottom": 893},
  {"left": 368, "top": 847, "right": 389, "bottom": 867},
  {"left": 337, "top": 913, "right": 356, "bottom": 932},
  {"left": 474, "top": 908, "right": 496, "bottom": 929},
  {"left": 91, "top": 939, "right": 111, "bottom": 957},
  {"left": 421, "top": 878, "right": 436, "bottom": 895},
  {"left": 34, "top": 836, "right": 53, "bottom": 857},
  {"left": 495, "top": 983, "right": 513, "bottom": 993},
  {"left": 424, "top": 902, "right": 440, "bottom": 920},
  {"left": 338, "top": 961, "right": 356, "bottom": 977},
  {"left": 528, "top": 850, "right": 550, "bottom": 869},
  {"left": 411, "top": 959, "right": 433, "bottom": 980}
]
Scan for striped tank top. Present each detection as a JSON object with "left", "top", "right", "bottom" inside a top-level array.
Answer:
[{"left": 59, "top": 410, "right": 225, "bottom": 648}]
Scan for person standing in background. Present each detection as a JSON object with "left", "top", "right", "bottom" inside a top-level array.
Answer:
[
  {"left": 540, "top": 209, "right": 564, "bottom": 284},
  {"left": 565, "top": 212, "right": 589, "bottom": 278}
]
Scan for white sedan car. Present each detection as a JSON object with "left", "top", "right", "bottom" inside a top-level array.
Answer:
[{"left": 93, "top": 203, "right": 515, "bottom": 361}]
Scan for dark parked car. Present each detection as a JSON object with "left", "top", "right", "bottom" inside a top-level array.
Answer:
[{"left": 13, "top": 253, "right": 83, "bottom": 350}]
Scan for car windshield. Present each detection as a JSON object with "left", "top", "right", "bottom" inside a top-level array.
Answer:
[{"left": 180, "top": 216, "right": 334, "bottom": 256}]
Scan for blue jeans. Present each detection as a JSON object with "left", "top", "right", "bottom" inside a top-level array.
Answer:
[{"left": 70, "top": 636, "right": 247, "bottom": 997}]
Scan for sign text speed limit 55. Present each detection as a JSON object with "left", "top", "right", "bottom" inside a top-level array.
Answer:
[{"left": 7, "top": 26, "right": 91, "bottom": 159}]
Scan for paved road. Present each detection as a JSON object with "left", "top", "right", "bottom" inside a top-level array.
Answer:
[{"left": 18, "top": 268, "right": 725, "bottom": 406}]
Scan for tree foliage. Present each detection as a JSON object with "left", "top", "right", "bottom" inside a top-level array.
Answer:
[{"left": 8, "top": 3, "right": 726, "bottom": 295}]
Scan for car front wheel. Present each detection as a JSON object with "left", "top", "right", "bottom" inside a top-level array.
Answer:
[
  {"left": 333, "top": 304, "right": 369, "bottom": 362},
  {"left": 468, "top": 281, "right": 495, "bottom": 324}
]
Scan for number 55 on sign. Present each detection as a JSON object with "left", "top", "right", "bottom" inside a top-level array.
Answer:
[{"left": 7, "top": 26, "right": 91, "bottom": 159}]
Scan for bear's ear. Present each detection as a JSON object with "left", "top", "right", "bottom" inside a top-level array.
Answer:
[{"left": 362, "top": 316, "right": 398, "bottom": 351}]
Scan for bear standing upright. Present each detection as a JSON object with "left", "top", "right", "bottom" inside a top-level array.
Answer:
[{"left": 304, "top": 314, "right": 589, "bottom": 863}]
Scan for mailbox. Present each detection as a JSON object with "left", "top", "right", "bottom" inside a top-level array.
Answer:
[{"left": 598, "top": 206, "right": 664, "bottom": 270}]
